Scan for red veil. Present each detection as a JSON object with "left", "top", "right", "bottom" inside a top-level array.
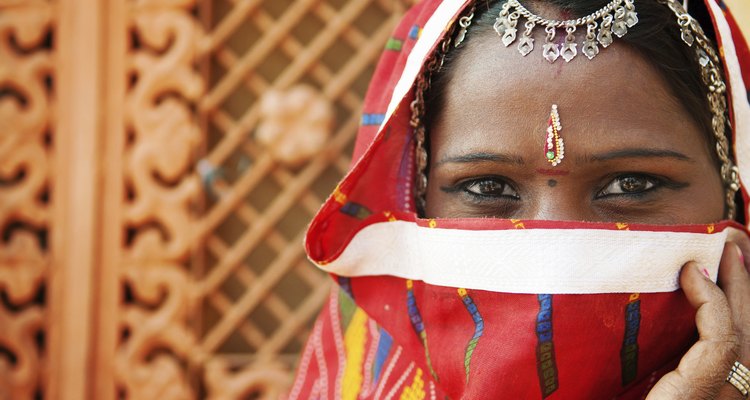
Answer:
[{"left": 289, "top": 1, "right": 750, "bottom": 398}]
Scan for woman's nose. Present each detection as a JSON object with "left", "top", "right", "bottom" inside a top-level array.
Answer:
[{"left": 525, "top": 191, "right": 593, "bottom": 221}]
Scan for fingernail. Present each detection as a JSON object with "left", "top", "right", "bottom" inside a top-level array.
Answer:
[{"left": 701, "top": 268, "right": 711, "bottom": 279}]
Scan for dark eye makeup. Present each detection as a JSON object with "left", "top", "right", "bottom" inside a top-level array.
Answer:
[
  {"left": 440, "top": 176, "right": 520, "bottom": 203},
  {"left": 594, "top": 173, "right": 689, "bottom": 200},
  {"left": 439, "top": 173, "right": 689, "bottom": 204}
]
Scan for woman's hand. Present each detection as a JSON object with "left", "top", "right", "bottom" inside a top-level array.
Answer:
[{"left": 647, "top": 235, "right": 750, "bottom": 399}]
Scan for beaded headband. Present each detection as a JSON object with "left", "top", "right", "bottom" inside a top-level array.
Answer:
[{"left": 411, "top": 0, "right": 740, "bottom": 219}]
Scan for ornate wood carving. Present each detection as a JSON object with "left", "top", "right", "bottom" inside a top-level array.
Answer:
[
  {"left": 0, "top": 2, "right": 53, "bottom": 399},
  {"left": 114, "top": 0, "right": 204, "bottom": 398}
]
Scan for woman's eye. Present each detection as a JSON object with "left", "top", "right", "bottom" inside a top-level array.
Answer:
[
  {"left": 598, "top": 175, "right": 657, "bottom": 197},
  {"left": 464, "top": 178, "right": 519, "bottom": 198}
]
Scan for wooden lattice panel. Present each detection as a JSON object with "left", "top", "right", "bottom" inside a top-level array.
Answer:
[
  {"left": 0, "top": 1, "right": 52, "bottom": 398},
  {"left": 193, "top": 0, "right": 412, "bottom": 397}
]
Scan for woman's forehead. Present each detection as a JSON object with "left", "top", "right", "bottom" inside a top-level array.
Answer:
[
  {"left": 429, "top": 31, "right": 714, "bottom": 164},
  {"left": 442, "top": 31, "right": 681, "bottom": 119}
]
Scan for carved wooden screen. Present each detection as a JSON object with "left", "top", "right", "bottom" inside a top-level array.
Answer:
[
  {"left": 0, "top": 1, "right": 51, "bottom": 398},
  {"left": 1, "top": 0, "right": 412, "bottom": 398}
]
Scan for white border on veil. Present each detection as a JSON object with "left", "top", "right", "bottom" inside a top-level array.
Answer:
[{"left": 315, "top": 221, "right": 734, "bottom": 294}]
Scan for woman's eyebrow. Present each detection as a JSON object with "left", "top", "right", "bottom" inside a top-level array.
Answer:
[
  {"left": 435, "top": 152, "right": 525, "bottom": 166},
  {"left": 586, "top": 148, "right": 694, "bottom": 163}
]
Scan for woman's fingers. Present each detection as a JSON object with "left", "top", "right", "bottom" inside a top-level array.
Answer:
[
  {"left": 726, "top": 229, "right": 750, "bottom": 274},
  {"left": 646, "top": 260, "right": 739, "bottom": 399},
  {"left": 718, "top": 241, "right": 750, "bottom": 346},
  {"left": 716, "top": 240, "right": 750, "bottom": 398}
]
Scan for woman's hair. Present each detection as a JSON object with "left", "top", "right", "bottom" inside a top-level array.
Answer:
[{"left": 425, "top": 0, "right": 719, "bottom": 163}]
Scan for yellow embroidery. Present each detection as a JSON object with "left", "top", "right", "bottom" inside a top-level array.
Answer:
[
  {"left": 510, "top": 219, "right": 525, "bottom": 229},
  {"left": 428, "top": 219, "right": 437, "bottom": 228},
  {"left": 616, "top": 222, "right": 629, "bottom": 230},
  {"left": 457, "top": 287, "right": 467, "bottom": 296},
  {"left": 629, "top": 293, "right": 640, "bottom": 302},
  {"left": 333, "top": 185, "right": 347, "bottom": 204},
  {"left": 400, "top": 368, "right": 426, "bottom": 400},
  {"left": 341, "top": 308, "right": 369, "bottom": 400},
  {"left": 707, "top": 224, "right": 715, "bottom": 234}
]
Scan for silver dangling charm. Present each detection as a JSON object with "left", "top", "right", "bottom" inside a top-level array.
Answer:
[
  {"left": 598, "top": 14, "right": 614, "bottom": 47},
  {"left": 561, "top": 24, "right": 578, "bottom": 62},
  {"left": 502, "top": 11, "right": 520, "bottom": 46},
  {"left": 490, "top": 0, "right": 638, "bottom": 63},
  {"left": 613, "top": 5, "right": 629, "bottom": 37},
  {"left": 493, "top": 2, "right": 512, "bottom": 39},
  {"left": 582, "top": 20, "right": 600, "bottom": 60},
  {"left": 678, "top": 14, "right": 694, "bottom": 46},
  {"left": 454, "top": 12, "right": 474, "bottom": 48},
  {"left": 698, "top": 48, "right": 710, "bottom": 67},
  {"left": 518, "top": 20, "right": 535, "bottom": 56},
  {"left": 624, "top": 0, "right": 638, "bottom": 27},
  {"left": 543, "top": 25, "right": 560, "bottom": 63}
]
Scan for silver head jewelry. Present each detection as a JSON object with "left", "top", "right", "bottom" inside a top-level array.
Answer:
[{"left": 493, "top": 0, "right": 638, "bottom": 62}]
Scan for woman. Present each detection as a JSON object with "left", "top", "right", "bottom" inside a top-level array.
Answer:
[{"left": 290, "top": 0, "right": 750, "bottom": 398}]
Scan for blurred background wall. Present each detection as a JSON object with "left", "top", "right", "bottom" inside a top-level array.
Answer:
[{"left": 0, "top": 0, "right": 747, "bottom": 399}]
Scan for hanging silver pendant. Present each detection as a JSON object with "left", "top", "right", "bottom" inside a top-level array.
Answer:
[
  {"left": 681, "top": 27, "right": 695, "bottom": 46},
  {"left": 613, "top": 20, "right": 628, "bottom": 37},
  {"left": 543, "top": 26, "right": 559, "bottom": 63},
  {"left": 679, "top": 16, "right": 694, "bottom": 46},
  {"left": 561, "top": 43, "right": 577, "bottom": 62},
  {"left": 625, "top": 10, "right": 638, "bottom": 27},
  {"left": 582, "top": 20, "right": 599, "bottom": 59},
  {"left": 518, "top": 35, "right": 534, "bottom": 56},
  {"left": 561, "top": 25, "right": 577, "bottom": 62},
  {"left": 624, "top": 0, "right": 638, "bottom": 27},
  {"left": 493, "top": 18, "right": 507, "bottom": 37},
  {"left": 502, "top": 13, "right": 519, "bottom": 47},
  {"left": 455, "top": 28, "right": 467, "bottom": 47},
  {"left": 598, "top": 29, "right": 613, "bottom": 47},
  {"left": 493, "top": 6, "right": 511, "bottom": 39},
  {"left": 517, "top": 21, "right": 535, "bottom": 56},
  {"left": 503, "top": 27, "right": 518, "bottom": 46},
  {"left": 598, "top": 14, "right": 614, "bottom": 47},
  {"left": 543, "top": 42, "right": 560, "bottom": 63},
  {"left": 698, "top": 49, "right": 710, "bottom": 67},
  {"left": 582, "top": 39, "right": 599, "bottom": 59},
  {"left": 454, "top": 13, "right": 473, "bottom": 48},
  {"left": 613, "top": 6, "right": 628, "bottom": 37}
]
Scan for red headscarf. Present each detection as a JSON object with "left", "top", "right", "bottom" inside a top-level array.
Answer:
[{"left": 289, "top": 1, "right": 750, "bottom": 399}]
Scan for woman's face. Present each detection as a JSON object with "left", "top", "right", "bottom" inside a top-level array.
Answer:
[{"left": 424, "top": 29, "right": 725, "bottom": 224}]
